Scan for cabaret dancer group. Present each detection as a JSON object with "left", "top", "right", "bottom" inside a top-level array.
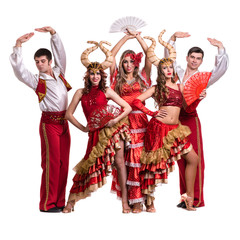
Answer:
[{"left": 10, "top": 24, "right": 228, "bottom": 213}]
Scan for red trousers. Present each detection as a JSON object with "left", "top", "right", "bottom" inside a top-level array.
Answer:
[
  {"left": 179, "top": 109, "right": 205, "bottom": 207},
  {"left": 39, "top": 111, "right": 70, "bottom": 211}
]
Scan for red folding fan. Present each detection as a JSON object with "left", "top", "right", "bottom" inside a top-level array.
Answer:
[
  {"left": 88, "top": 105, "right": 122, "bottom": 131},
  {"left": 183, "top": 72, "right": 212, "bottom": 106}
]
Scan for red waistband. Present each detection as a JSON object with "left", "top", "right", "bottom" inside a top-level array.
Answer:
[{"left": 41, "top": 111, "right": 67, "bottom": 124}]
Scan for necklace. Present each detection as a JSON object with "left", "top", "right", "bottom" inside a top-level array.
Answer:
[{"left": 126, "top": 78, "right": 136, "bottom": 85}]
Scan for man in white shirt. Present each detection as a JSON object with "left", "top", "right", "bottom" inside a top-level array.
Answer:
[
  {"left": 165, "top": 32, "right": 228, "bottom": 208},
  {"left": 10, "top": 26, "right": 72, "bottom": 212}
]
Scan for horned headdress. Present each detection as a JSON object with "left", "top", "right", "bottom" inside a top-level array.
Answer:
[
  {"left": 144, "top": 29, "right": 176, "bottom": 66},
  {"left": 80, "top": 40, "right": 113, "bottom": 72}
]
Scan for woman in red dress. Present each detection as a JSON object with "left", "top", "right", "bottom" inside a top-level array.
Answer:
[
  {"left": 109, "top": 30, "right": 153, "bottom": 213},
  {"left": 132, "top": 33, "right": 200, "bottom": 211},
  {"left": 63, "top": 41, "right": 132, "bottom": 213}
]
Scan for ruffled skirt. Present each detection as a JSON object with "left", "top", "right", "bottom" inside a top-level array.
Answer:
[
  {"left": 68, "top": 117, "right": 131, "bottom": 203},
  {"left": 111, "top": 111, "right": 147, "bottom": 204},
  {"left": 140, "top": 118, "right": 192, "bottom": 205}
]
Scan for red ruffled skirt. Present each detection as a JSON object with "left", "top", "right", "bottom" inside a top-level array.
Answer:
[
  {"left": 111, "top": 111, "right": 147, "bottom": 204},
  {"left": 140, "top": 117, "right": 192, "bottom": 205},
  {"left": 68, "top": 117, "right": 131, "bottom": 203}
]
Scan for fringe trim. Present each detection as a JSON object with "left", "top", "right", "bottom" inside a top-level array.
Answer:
[
  {"left": 141, "top": 123, "right": 191, "bottom": 165},
  {"left": 68, "top": 177, "right": 107, "bottom": 203},
  {"left": 73, "top": 117, "right": 131, "bottom": 175},
  {"left": 129, "top": 197, "right": 145, "bottom": 205},
  {"left": 127, "top": 180, "right": 141, "bottom": 186},
  {"left": 125, "top": 162, "right": 141, "bottom": 168},
  {"left": 110, "top": 190, "right": 123, "bottom": 201}
]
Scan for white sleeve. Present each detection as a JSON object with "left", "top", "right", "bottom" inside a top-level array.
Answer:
[
  {"left": 9, "top": 47, "right": 38, "bottom": 90},
  {"left": 164, "top": 39, "right": 185, "bottom": 82},
  {"left": 207, "top": 48, "right": 229, "bottom": 88},
  {"left": 51, "top": 33, "right": 66, "bottom": 74}
]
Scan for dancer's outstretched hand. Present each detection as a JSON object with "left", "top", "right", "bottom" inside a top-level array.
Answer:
[
  {"left": 126, "top": 28, "right": 141, "bottom": 37},
  {"left": 124, "top": 28, "right": 141, "bottom": 39},
  {"left": 15, "top": 32, "right": 34, "bottom": 47},
  {"left": 207, "top": 38, "right": 224, "bottom": 49},
  {"left": 170, "top": 32, "right": 191, "bottom": 41},
  {"left": 35, "top": 26, "right": 56, "bottom": 35}
]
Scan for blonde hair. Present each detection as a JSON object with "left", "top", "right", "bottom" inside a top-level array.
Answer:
[{"left": 114, "top": 50, "right": 146, "bottom": 96}]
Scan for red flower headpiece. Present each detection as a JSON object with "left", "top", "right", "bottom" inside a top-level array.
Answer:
[{"left": 125, "top": 52, "right": 143, "bottom": 68}]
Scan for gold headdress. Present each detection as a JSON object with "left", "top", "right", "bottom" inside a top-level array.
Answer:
[
  {"left": 159, "top": 58, "right": 173, "bottom": 66},
  {"left": 80, "top": 40, "right": 113, "bottom": 72},
  {"left": 87, "top": 62, "right": 103, "bottom": 74},
  {"left": 144, "top": 29, "right": 176, "bottom": 66}
]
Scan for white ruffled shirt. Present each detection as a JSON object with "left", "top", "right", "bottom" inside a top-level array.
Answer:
[
  {"left": 10, "top": 33, "right": 68, "bottom": 112},
  {"left": 164, "top": 40, "right": 229, "bottom": 87}
]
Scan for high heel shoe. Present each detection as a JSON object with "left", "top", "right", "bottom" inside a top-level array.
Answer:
[
  {"left": 180, "top": 193, "right": 196, "bottom": 211},
  {"left": 145, "top": 201, "right": 156, "bottom": 213},
  {"left": 132, "top": 203, "right": 143, "bottom": 214},
  {"left": 62, "top": 201, "right": 75, "bottom": 213}
]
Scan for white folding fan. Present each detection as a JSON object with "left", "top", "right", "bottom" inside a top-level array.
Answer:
[{"left": 109, "top": 16, "right": 147, "bottom": 33}]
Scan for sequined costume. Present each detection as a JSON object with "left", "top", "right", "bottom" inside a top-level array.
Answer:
[
  {"left": 110, "top": 68, "right": 151, "bottom": 205},
  {"left": 68, "top": 86, "right": 131, "bottom": 203},
  {"left": 132, "top": 85, "right": 193, "bottom": 205}
]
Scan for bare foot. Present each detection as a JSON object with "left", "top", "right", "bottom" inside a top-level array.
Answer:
[{"left": 122, "top": 202, "right": 131, "bottom": 214}]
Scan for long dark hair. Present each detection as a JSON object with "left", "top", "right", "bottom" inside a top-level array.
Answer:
[
  {"left": 82, "top": 62, "right": 107, "bottom": 94},
  {"left": 153, "top": 60, "right": 176, "bottom": 108}
]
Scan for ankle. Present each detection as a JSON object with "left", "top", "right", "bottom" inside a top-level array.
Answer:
[{"left": 62, "top": 201, "right": 75, "bottom": 213}]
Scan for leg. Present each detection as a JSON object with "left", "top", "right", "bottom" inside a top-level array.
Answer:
[
  {"left": 114, "top": 140, "right": 131, "bottom": 213},
  {"left": 181, "top": 116, "right": 205, "bottom": 207},
  {"left": 39, "top": 123, "right": 61, "bottom": 211},
  {"left": 56, "top": 122, "right": 71, "bottom": 208},
  {"left": 182, "top": 148, "right": 199, "bottom": 210},
  {"left": 126, "top": 113, "right": 147, "bottom": 213},
  {"left": 62, "top": 196, "right": 75, "bottom": 213}
]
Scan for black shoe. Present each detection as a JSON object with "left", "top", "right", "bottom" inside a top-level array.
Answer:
[
  {"left": 177, "top": 201, "right": 186, "bottom": 208},
  {"left": 57, "top": 206, "right": 65, "bottom": 212},
  {"left": 40, "top": 207, "right": 62, "bottom": 213},
  {"left": 177, "top": 201, "right": 196, "bottom": 209}
]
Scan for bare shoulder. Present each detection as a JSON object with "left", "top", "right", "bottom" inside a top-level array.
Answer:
[
  {"left": 73, "top": 88, "right": 84, "bottom": 100},
  {"left": 105, "top": 87, "right": 116, "bottom": 96},
  {"left": 76, "top": 88, "right": 84, "bottom": 94},
  {"left": 148, "top": 85, "right": 156, "bottom": 93}
]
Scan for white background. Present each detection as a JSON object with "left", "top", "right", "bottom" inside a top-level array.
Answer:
[{"left": 1, "top": 0, "right": 239, "bottom": 239}]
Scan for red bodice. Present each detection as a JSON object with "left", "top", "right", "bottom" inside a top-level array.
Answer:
[
  {"left": 110, "top": 68, "right": 151, "bottom": 109},
  {"left": 163, "top": 85, "right": 183, "bottom": 108},
  {"left": 120, "top": 81, "right": 145, "bottom": 107},
  {"left": 81, "top": 86, "right": 108, "bottom": 121}
]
